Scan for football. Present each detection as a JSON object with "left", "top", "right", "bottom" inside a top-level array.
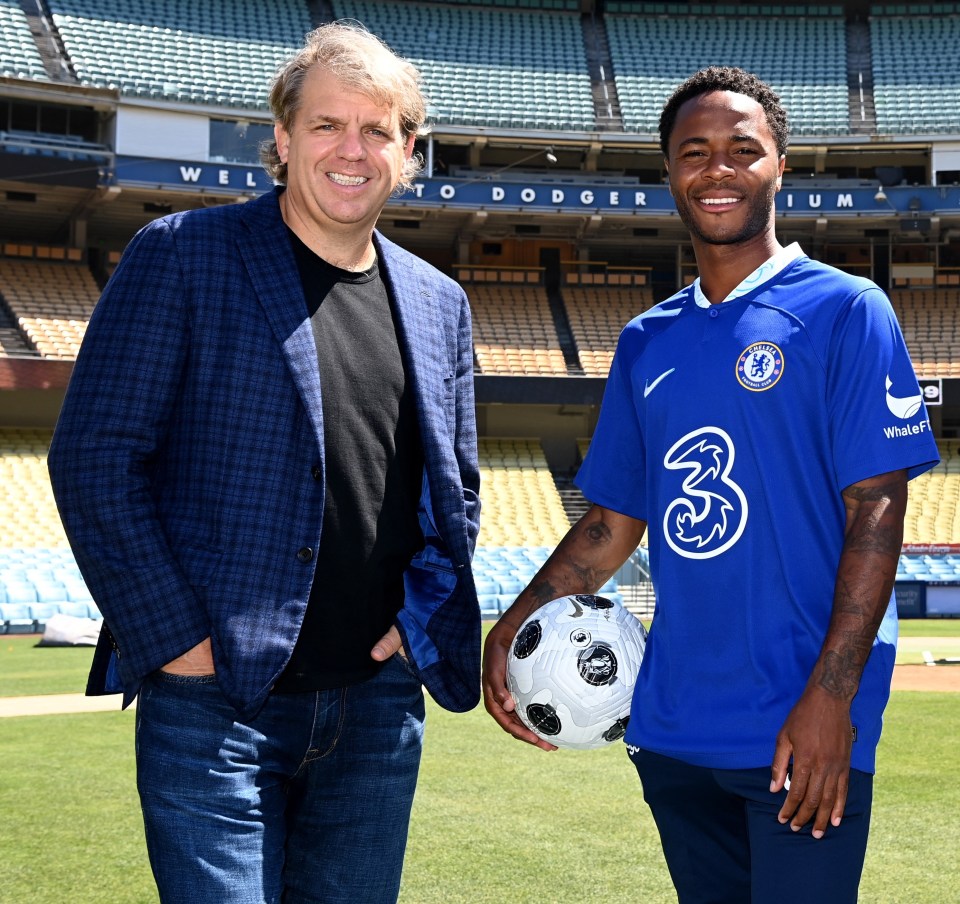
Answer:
[{"left": 506, "top": 594, "right": 647, "bottom": 750}]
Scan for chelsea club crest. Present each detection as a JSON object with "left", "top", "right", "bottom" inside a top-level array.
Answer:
[{"left": 736, "top": 342, "right": 784, "bottom": 392}]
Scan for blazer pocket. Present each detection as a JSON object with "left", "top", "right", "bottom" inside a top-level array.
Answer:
[{"left": 404, "top": 555, "right": 458, "bottom": 614}]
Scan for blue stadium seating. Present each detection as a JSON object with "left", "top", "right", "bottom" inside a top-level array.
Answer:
[
  {"left": 56, "top": 600, "right": 96, "bottom": 619},
  {"left": 29, "top": 602, "right": 60, "bottom": 630},
  {"left": 607, "top": 6, "right": 849, "bottom": 135},
  {"left": 0, "top": 549, "right": 98, "bottom": 629},
  {"left": 472, "top": 546, "right": 627, "bottom": 618},
  {"left": 0, "top": 602, "right": 36, "bottom": 633},
  {"left": 332, "top": 0, "right": 595, "bottom": 130},
  {"left": 0, "top": 0, "right": 49, "bottom": 81},
  {"left": 2, "top": 580, "right": 37, "bottom": 604},
  {"left": 47, "top": 0, "right": 311, "bottom": 108},
  {"left": 870, "top": 9, "right": 960, "bottom": 134}
]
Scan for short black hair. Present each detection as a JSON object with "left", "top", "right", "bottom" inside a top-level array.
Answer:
[{"left": 659, "top": 66, "right": 789, "bottom": 159}]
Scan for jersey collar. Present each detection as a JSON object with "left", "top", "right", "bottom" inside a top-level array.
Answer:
[{"left": 693, "top": 242, "right": 804, "bottom": 309}]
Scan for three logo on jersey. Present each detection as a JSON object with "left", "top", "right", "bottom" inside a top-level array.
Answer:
[{"left": 649, "top": 342, "right": 929, "bottom": 559}]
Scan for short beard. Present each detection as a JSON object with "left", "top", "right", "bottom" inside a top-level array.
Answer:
[{"left": 675, "top": 179, "right": 779, "bottom": 246}]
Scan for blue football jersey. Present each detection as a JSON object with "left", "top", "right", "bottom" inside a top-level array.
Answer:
[{"left": 576, "top": 254, "right": 938, "bottom": 772}]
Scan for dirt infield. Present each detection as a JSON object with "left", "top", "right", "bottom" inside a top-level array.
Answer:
[
  {"left": 891, "top": 664, "right": 960, "bottom": 692},
  {"left": 892, "top": 636, "right": 960, "bottom": 690}
]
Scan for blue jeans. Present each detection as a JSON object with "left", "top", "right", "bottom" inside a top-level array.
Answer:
[
  {"left": 135, "top": 655, "right": 425, "bottom": 904},
  {"left": 629, "top": 746, "right": 873, "bottom": 904}
]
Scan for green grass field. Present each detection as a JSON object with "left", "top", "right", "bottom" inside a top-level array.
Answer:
[{"left": 1, "top": 623, "right": 958, "bottom": 903}]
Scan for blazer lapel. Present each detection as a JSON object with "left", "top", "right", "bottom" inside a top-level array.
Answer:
[
  {"left": 236, "top": 191, "right": 324, "bottom": 447},
  {"left": 375, "top": 232, "right": 447, "bottom": 406}
]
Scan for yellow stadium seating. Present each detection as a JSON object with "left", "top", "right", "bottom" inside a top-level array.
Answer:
[
  {"left": 469, "top": 285, "right": 568, "bottom": 376},
  {"left": 0, "top": 259, "right": 100, "bottom": 359},
  {"left": 564, "top": 285, "right": 655, "bottom": 377},
  {"left": 477, "top": 437, "right": 572, "bottom": 547},
  {"left": 0, "top": 427, "right": 69, "bottom": 548},
  {"left": 904, "top": 440, "right": 960, "bottom": 544},
  {"left": 889, "top": 288, "right": 960, "bottom": 378}
]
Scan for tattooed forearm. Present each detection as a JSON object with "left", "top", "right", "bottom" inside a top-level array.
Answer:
[
  {"left": 815, "top": 470, "right": 908, "bottom": 700},
  {"left": 583, "top": 519, "right": 614, "bottom": 546},
  {"left": 831, "top": 574, "right": 888, "bottom": 625},
  {"left": 818, "top": 648, "right": 863, "bottom": 700},
  {"left": 509, "top": 505, "right": 646, "bottom": 620},
  {"left": 841, "top": 478, "right": 906, "bottom": 557},
  {"left": 529, "top": 578, "right": 560, "bottom": 606},
  {"left": 526, "top": 509, "right": 634, "bottom": 601},
  {"left": 558, "top": 515, "right": 618, "bottom": 591},
  {"left": 817, "top": 612, "right": 878, "bottom": 700}
]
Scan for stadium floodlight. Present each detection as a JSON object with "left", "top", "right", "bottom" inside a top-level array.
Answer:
[{"left": 495, "top": 146, "right": 558, "bottom": 174}]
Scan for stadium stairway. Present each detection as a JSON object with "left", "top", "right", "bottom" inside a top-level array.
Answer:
[
  {"left": 581, "top": 11, "right": 623, "bottom": 131},
  {"left": 17, "top": 0, "right": 75, "bottom": 83},
  {"left": 546, "top": 287, "right": 585, "bottom": 376},
  {"left": 845, "top": 17, "right": 877, "bottom": 135},
  {"left": 553, "top": 473, "right": 589, "bottom": 526},
  {"left": 0, "top": 295, "right": 32, "bottom": 355}
]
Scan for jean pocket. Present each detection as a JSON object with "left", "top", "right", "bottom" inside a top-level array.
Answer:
[
  {"left": 393, "top": 651, "right": 422, "bottom": 684},
  {"left": 153, "top": 670, "right": 218, "bottom": 686}
]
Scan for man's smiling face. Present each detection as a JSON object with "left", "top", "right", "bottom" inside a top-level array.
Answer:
[
  {"left": 274, "top": 66, "right": 414, "bottom": 239},
  {"left": 665, "top": 89, "right": 785, "bottom": 248}
]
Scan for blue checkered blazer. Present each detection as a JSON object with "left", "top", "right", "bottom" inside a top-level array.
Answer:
[{"left": 48, "top": 188, "right": 481, "bottom": 717}]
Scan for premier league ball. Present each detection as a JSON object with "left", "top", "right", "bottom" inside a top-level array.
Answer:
[{"left": 506, "top": 594, "right": 647, "bottom": 750}]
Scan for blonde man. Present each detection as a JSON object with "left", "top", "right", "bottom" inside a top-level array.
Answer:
[{"left": 50, "top": 22, "right": 481, "bottom": 904}]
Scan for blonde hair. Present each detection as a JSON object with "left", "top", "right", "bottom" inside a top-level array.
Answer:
[{"left": 260, "top": 21, "right": 427, "bottom": 190}]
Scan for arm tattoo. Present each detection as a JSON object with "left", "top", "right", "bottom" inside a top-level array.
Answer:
[
  {"left": 818, "top": 648, "right": 862, "bottom": 699},
  {"left": 819, "top": 473, "right": 906, "bottom": 700},
  {"left": 547, "top": 515, "right": 618, "bottom": 594},
  {"left": 529, "top": 578, "right": 559, "bottom": 606},
  {"left": 583, "top": 520, "right": 613, "bottom": 545},
  {"left": 565, "top": 516, "right": 617, "bottom": 590},
  {"left": 842, "top": 478, "right": 906, "bottom": 558}
]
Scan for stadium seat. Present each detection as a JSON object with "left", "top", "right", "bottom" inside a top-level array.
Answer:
[
  {"left": 29, "top": 602, "right": 60, "bottom": 630},
  {"left": 476, "top": 439, "right": 572, "bottom": 548},
  {"left": 3, "top": 581, "right": 37, "bottom": 604},
  {"left": 871, "top": 11, "right": 960, "bottom": 134},
  {"left": 475, "top": 578, "right": 500, "bottom": 596},
  {"left": 47, "top": 0, "right": 312, "bottom": 110},
  {"left": 564, "top": 285, "right": 656, "bottom": 376},
  {"left": 0, "top": 430, "right": 71, "bottom": 548},
  {"left": 469, "top": 283, "right": 568, "bottom": 377},
  {"left": 606, "top": 6, "right": 849, "bottom": 135},
  {"left": 0, "top": 1, "right": 49, "bottom": 82},
  {"left": 478, "top": 594, "right": 502, "bottom": 617},
  {"left": 57, "top": 600, "right": 94, "bottom": 619},
  {"left": 332, "top": 0, "right": 595, "bottom": 131},
  {"left": 0, "top": 602, "right": 36, "bottom": 633},
  {"left": 64, "top": 579, "right": 93, "bottom": 602}
]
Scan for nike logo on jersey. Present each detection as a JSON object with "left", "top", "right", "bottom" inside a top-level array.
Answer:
[{"left": 644, "top": 368, "right": 675, "bottom": 398}]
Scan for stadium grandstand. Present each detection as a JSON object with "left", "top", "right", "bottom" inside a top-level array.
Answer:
[{"left": 2, "top": 0, "right": 960, "bottom": 634}]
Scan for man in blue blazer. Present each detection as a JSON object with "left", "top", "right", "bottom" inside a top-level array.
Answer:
[{"left": 48, "top": 22, "right": 480, "bottom": 904}]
